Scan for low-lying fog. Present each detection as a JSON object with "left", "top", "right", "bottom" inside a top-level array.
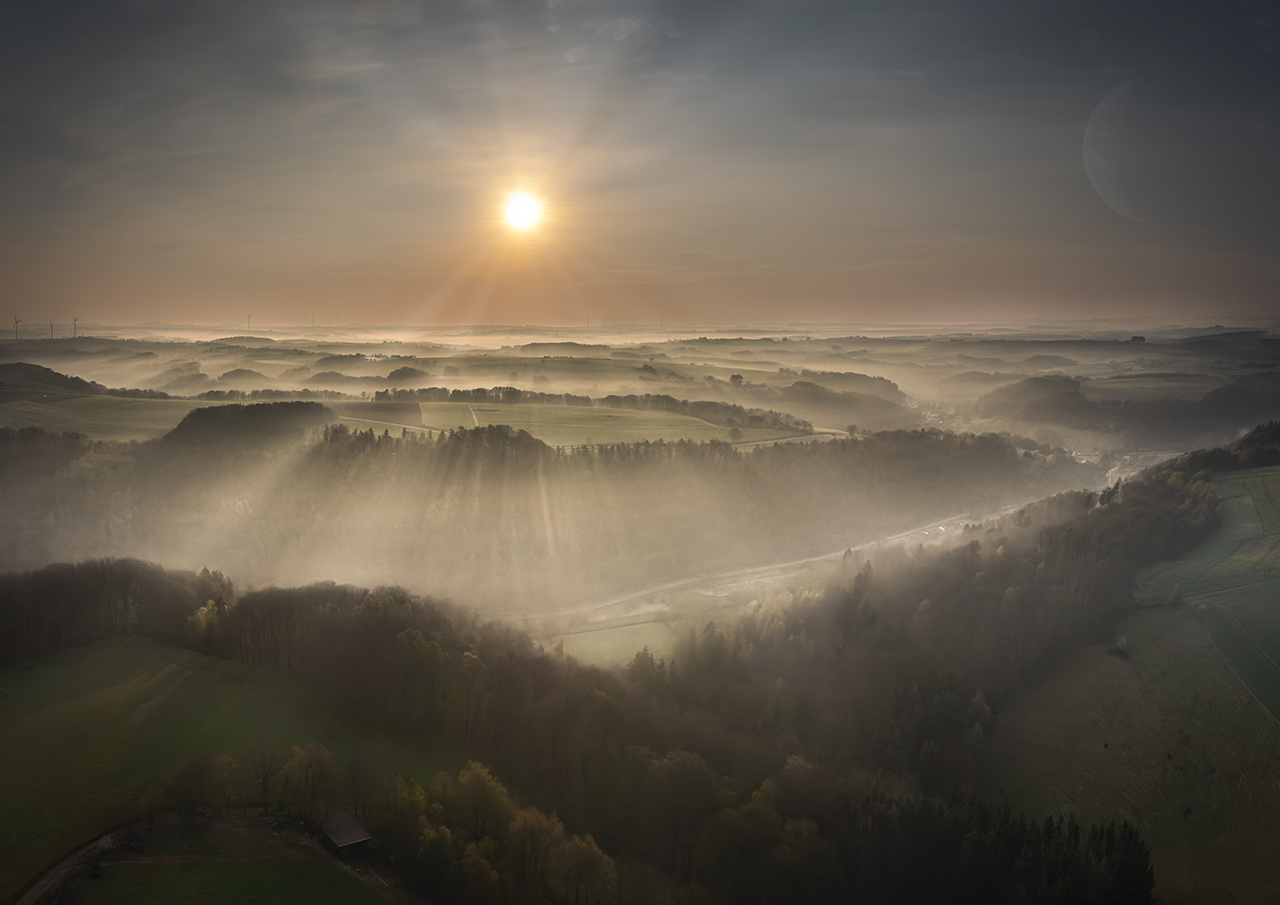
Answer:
[{"left": 1, "top": 323, "right": 1277, "bottom": 616}]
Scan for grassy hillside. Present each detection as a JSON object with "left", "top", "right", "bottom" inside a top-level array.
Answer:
[
  {"left": 0, "top": 396, "right": 206, "bottom": 441},
  {"left": 47, "top": 817, "right": 394, "bottom": 905},
  {"left": 1137, "top": 466, "right": 1280, "bottom": 718},
  {"left": 0, "top": 638, "right": 456, "bottom": 903},
  {"left": 417, "top": 401, "right": 801, "bottom": 446},
  {"left": 981, "top": 466, "right": 1280, "bottom": 904}
]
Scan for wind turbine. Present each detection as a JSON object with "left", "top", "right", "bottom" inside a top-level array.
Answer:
[
  {"left": 12, "top": 314, "right": 20, "bottom": 342},
  {"left": 72, "top": 316, "right": 78, "bottom": 338},
  {"left": 49, "top": 320, "right": 54, "bottom": 340}
]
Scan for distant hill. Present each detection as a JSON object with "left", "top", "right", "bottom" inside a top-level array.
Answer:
[
  {"left": 0, "top": 361, "right": 105, "bottom": 395},
  {"left": 975, "top": 373, "right": 1280, "bottom": 447},
  {"left": 795, "top": 369, "right": 908, "bottom": 402},
  {"left": 758, "top": 381, "right": 921, "bottom": 432}
]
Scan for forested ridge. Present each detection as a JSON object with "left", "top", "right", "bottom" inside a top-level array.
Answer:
[
  {"left": 9, "top": 425, "right": 1274, "bottom": 901},
  {"left": 370, "top": 385, "right": 815, "bottom": 433},
  {"left": 975, "top": 372, "right": 1280, "bottom": 447},
  {"left": 0, "top": 410, "right": 1103, "bottom": 606}
]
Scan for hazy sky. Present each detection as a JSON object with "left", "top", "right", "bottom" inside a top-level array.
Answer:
[{"left": 2, "top": 0, "right": 1277, "bottom": 326}]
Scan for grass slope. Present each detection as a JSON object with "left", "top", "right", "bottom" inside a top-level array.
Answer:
[
  {"left": 983, "top": 466, "right": 1280, "bottom": 903},
  {"left": 1137, "top": 466, "right": 1280, "bottom": 718},
  {"left": 0, "top": 638, "right": 455, "bottom": 903},
  {"left": 418, "top": 401, "right": 797, "bottom": 446},
  {"left": 52, "top": 818, "right": 393, "bottom": 905},
  {"left": 980, "top": 605, "right": 1280, "bottom": 903},
  {"left": 0, "top": 397, "right": 205, "bottom": 441},
  {"left": 66, "top": 860, "right": 390, "bottom": 905}
]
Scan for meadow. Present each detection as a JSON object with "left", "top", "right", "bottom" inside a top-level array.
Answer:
[
  {"left": 981, "top": 464, "right": 1280, "bottom": 903},
  {"left": 418, "top": 401, "right": 801, "bottom": 446},
  {"left": 57, "top": 858, "right": 392, "bottom": 905},
  {"left": 1136, "top": 465, "right": 1280, "bottom": 718},
  {"left": 43, "top": 816, "right": 394, "bottom": 905},
  {"left": 0, "top": 396, "right": 205, "bottom": 441},
  {"left": 1077, "top": 374, "right": 1226, "bottom": 403},
  {"left": 0, "top": 638, "right": 457, "bottom": 903},
  {"left": 978, "top": 603, "right": 1280, "bottom": 904}
]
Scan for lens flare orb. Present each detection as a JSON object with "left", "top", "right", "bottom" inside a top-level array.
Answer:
[{"left": 506, "top": 193, "right": 540, "bottom": 229}]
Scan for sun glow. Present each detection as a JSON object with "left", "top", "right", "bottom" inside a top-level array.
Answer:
[{"left": 506, "top": 193, "right": 540, "bottom": 229}]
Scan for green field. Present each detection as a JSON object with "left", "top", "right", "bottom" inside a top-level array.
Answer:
[
  {"left": 979, "top": 604, "right": 1280, "bottom": 903},
  {"left": 46, "top": 816, "right": 393, "bottom": 905},
  {"left": 0, "top": 396, "right": 206, "bottom": 440},
  {"left": 1136, "top": 466, "right": 1280, "bottom": 718},
  {"left": 0, "top": 639, "right": 456, "bottom": 903},
  {"left": 981, "top": 465, "right": 1280, "bottom": 902},
  {"left": 553, "top": 619, "right": 682, "bottom": 668},
  {"left": 1078, "top": 374, "right": 1226, "bottom": 403},
  {"left": 417, "top": 401, "right": 796, "bottom": 446},
  {"left": 61, "top": 858, "right": 391, "bottom": 905}
]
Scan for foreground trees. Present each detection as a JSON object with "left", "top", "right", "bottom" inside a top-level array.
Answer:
[{"left": 17, "top": 425, "right": 1279, "bottom": 901}]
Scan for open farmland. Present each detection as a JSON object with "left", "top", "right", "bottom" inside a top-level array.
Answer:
[
  {"left": 417, "top": 401, "right": 804, "bottom": 446},
  {"left": 981, "top": 465, "right": 1280, "bottom": 903},
  {"left": 39, "top": 817, "right": 394, "bottom": 905},
  {"left": 979, "top": 603, "right": 1280, "bottom": 904},
  {"left": 1136, "top": 466, "right": 1280, "bottom": 719},
  {"left": 1078, "top": 373, "right": 1227, "bottom": 403},
  {"left": 57, "top": 857, "right": 392, "bottom": 905},
  {"left": 0, "top": 638, "right": 456, "bottom": 903},
  {"left": 0, "top": 396, "right": 206, "bottom": 441}
]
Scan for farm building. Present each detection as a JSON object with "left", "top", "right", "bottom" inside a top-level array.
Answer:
[{"left": 314, "top": 808, "right": 372, "bottom": 855}]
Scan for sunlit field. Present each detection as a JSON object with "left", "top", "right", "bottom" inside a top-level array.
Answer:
[{"left": 417, "top": 401, "right": 802, "bottom": 446}]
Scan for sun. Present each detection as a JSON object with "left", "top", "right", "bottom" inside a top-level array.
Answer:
[{"left": 505, "top": 193, "right": 540, "bottom": 229}]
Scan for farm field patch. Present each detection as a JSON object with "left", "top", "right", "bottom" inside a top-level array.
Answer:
[
  {"left": 983, "top": 466, "right": 1280, "bottom": 902},
  {"left": 60, "top": 858, "right": 391, "bottom": 905},
  {"left": 553, "top": 620, "right": 682, "bottom": 668},
  {"left": 1136, "top": 466, "right": 1280, "bottom": 720},
  {"left": 45, "top": 816, "right": 393, "bottom": 905},
  {"left": 417, "top": 401, "right": 796, "bottom": 446},
  {"left": 0, "top": 639, "right": 455, "bottom": 903},
  {"left": 980, "top": 604, "right": 1280, "bottom": 904},
  {"left": 0, "top": 396, "right": 206, "bottom": 441},
  {"left": 1078, "top": 374, "right": 1226, "bottom": 403}
]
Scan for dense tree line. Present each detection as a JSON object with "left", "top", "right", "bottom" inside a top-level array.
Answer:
[
  {"left": 0, "top": 559, "right": 231, "bottom": 666},
  {"left": 368, "top": 385, "right": 813, "bottom": 433},
  {"left": 194, "top": 387, "right": 355, "bottom": 401}
]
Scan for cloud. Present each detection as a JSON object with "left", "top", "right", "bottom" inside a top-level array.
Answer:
[
  {"left": 595, "top": 16, "right": 649, "bottom": 43},
  {"left": 0, "top": 0, "right": 1276, "bottom": 323}
]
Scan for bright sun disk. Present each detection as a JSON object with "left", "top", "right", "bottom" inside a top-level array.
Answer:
[{"left": 506, "top": 193, "right": 540, "bottom": 229}]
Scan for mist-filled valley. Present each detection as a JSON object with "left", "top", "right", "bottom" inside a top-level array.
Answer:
[{"left": 4, "top": 324, "right": 1280, "bottom": 905}]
